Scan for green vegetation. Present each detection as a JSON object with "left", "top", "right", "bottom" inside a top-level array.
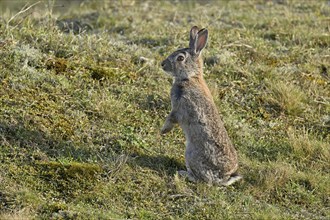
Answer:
[{"left": 0, "top": 0, "right": 329, "bottom": 219}]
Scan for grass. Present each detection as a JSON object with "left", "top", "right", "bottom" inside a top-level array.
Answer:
[{"left": 0, "top": 0, "right": 329, "bottom": 219}]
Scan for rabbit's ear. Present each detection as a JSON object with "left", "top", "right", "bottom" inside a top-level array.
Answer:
[
  {"left": 189, "top": 26, "right": 199, "bottom": 49},
  {"left": 195, "top": 28, "right": 208, "bottom": 55}
]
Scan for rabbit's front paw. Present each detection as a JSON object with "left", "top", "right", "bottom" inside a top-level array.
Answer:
[
  {"left": 161, "top": 120, "right": 174, "bottom": 134},
  {"left": 160, "top": 125, "right": 171, "bottom": 135}
]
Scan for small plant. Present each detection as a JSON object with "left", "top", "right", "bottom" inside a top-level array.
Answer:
[{"left": 266, "top": 79, "right": 306, "bottom": 116}]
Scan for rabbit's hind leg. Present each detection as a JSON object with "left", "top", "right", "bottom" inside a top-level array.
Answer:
[
  {"left": 178, "top": 170, "right": 197, "bottom": 182},
  {"left": 219, "top": 173, "right": 242, "bottom": 186}
]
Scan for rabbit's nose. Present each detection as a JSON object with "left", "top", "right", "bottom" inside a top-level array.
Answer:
[{"left": 161, "top": 60, "right": 166, "bottom": 67}]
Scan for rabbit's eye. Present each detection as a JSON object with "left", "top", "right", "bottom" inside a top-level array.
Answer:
[{"left": 177, "top": 55, "right": 185, "bottom": 62}]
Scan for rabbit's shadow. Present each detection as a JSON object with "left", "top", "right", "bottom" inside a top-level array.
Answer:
[
  {"left": 0, "top": 122, "right": 121, "bottom": 162},
  {"left": 130, "top": 153, "right": 185, "bottom": 176},
  {"left": 0, "top": 121, "right": 185, "bottom": 177}
]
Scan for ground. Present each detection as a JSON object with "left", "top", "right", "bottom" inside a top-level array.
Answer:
[{"left": 0, "top": 0, "right": 329, "bottom": 219}]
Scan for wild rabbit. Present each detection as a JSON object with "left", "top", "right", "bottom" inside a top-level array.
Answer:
[{"left": 161, "top": 26, "right": 242, "bottom": 186}]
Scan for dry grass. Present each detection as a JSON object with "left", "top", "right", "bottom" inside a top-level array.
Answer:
[{"left": 0, "top": 0, "right": 329, "bottom": 219}]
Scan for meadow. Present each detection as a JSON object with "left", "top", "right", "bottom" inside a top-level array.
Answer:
[{"left": 0, "top": 0, "right": 329, "bottom": 219}]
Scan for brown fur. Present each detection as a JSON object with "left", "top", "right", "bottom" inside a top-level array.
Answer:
[{"left": 161, "top": 26, "right": 242, "bottom": 186}]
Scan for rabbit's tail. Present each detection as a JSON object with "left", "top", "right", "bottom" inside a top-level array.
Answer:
[{"left": 220, "top": 172, "right": 242, "bottom": 186}]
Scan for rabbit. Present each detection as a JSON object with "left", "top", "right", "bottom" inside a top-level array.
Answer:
[{"left": 160, "top": 26, "right": 242, "bottom": 186}]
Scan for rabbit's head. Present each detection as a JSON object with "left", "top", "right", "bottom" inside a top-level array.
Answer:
[{"left": 161, "top": 26, "right": 208, "bottom": 80}]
